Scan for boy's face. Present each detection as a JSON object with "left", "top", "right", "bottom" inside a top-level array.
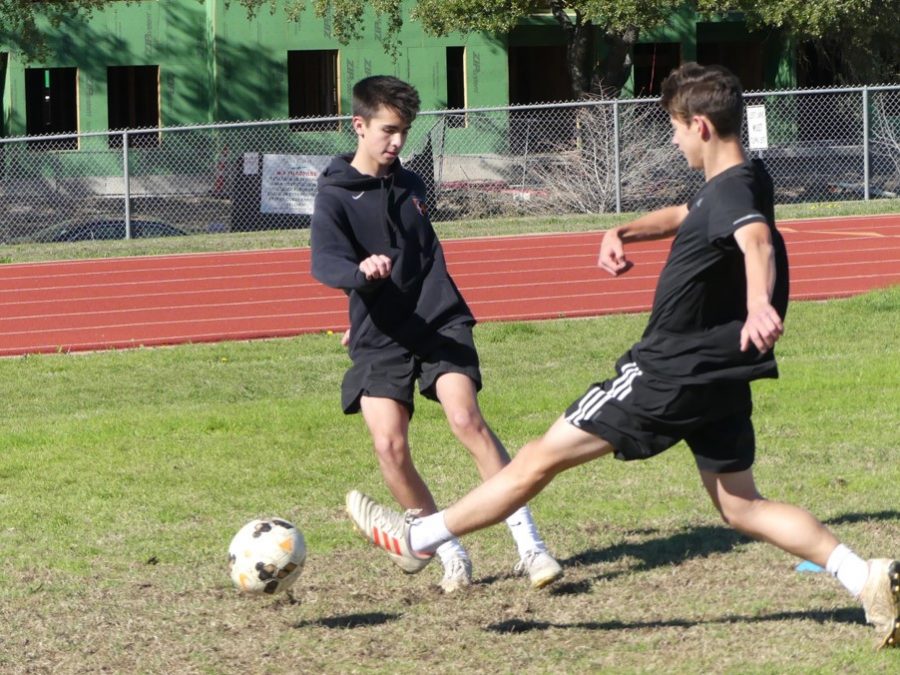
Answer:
[
  {"left": 352, "top": 105, "right": 411, "bottom": 176},
  {"left": 670, "top": 115, "right": 704, "bottom": 170}
]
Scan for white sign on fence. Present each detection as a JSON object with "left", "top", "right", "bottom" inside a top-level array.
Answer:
[
  {"left": 243, "top": 152, "right": 259, "bottom": 175},
  {"left": 260, "top": 154, "right": 330, "bottom": 215},
  {"left": 746, "top": 105, "right": 769, "bottom": 150}
]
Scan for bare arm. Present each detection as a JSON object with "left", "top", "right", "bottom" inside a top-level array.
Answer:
[
  {"left": 734, "top": 220, "right": 783, "bottom": 353},
  {"left": 598, "top": 204, "right": 689, "bottom": 276}
]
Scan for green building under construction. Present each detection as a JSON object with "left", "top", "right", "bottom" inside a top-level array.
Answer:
[{"left": 0, "top": 1, "right": 796, "bottom": 138}]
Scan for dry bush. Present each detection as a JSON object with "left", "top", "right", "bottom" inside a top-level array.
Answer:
[
  {"left": 525, "top": 99, "right": 693, "bottom": 214},
  {"left": 869, "top": 91, "right": 900, "bottom": 195}
]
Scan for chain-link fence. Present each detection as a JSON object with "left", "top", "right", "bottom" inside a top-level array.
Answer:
[{"left": 2, "top": 84, "right": 899, "bottom": 244}]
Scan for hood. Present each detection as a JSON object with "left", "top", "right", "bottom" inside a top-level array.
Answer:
[
  {"left": 316, "top": 153, "right": 403, "bottom": 250},
  {"left": 317, "top": 153, "right": 401, "bottom": 190}
]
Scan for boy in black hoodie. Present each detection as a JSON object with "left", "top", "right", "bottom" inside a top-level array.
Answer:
[{"left": 311, "top": 76, "right": 562, "bottom": 592}]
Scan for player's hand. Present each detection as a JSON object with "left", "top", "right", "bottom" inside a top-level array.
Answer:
[
  {"left": 340, "top": 328, "right": 350, "bottom": 348},
  {"left": 359, "top": 254, "right": 392, "bottom": 280},
  {"left": 598, "top": 228, "right": 633, "bottom": 276},
  {"left": 740, "top": 302, "right": 784, "bottom": 353}
]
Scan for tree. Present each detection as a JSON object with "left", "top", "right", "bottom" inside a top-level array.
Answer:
[
  {"left": 700, "top": 0, "right": 900, "bottom": 84},
  {"left": 10, "top": 1, "right": 893, "bottom": 88},
  {"left": 237, "top": 0, "right": 681, "bottom": 98},
  {"left": 0, "top": 1, "right": 111, "bottom": 59},
  {"left": 411, "top": 1, "right": 690, "bottom": 98},
  {"left": 417, "top": 1, "right": 689, "bottom": 98},
  {"left": 238, "top": 0, "right": 900, "bottom": 96}
]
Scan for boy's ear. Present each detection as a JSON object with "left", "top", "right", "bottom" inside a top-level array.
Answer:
[
  {"left": 352, "top": 115, "right": 367, "bottom": 137},
  {"left": 693, "top": 115, "right": 713, "bottom": 141}
]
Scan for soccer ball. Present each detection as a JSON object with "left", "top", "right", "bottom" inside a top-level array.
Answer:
[{"left": 228, "top": 518, "right": 306, "bottom": 595}]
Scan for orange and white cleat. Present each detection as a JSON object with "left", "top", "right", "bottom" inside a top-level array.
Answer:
[{"left": 345, "top": 490, "right": 433, "bottom": 574}]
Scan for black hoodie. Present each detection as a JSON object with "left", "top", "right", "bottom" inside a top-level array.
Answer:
[{"left": 310, "top": 153, "right": 473, "bottom": 355}]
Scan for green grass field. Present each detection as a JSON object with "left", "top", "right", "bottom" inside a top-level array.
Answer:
[{"left": 0, "top": 281, "right": 897, "bottom": 673}]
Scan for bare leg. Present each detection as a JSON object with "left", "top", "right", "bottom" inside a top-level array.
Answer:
[
  {"left": 443, "top": 415, "right": 616, "bottom": 536},
  {"left": 700, "top": 468, "right": 839, "bottom": 567},
  {"left": 360, "top": 395, "right": 438, "bottom": 515},
  {"left": 435, "top": 372, "right": 509, "bottom": 479}
]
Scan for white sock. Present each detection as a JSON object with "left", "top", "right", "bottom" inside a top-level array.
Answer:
[
  {"left": 409, "top": 511, "right": 454, "bottom": 554},
  {"left": 825, "top": 544, "right": 869, "bottom": 597},
  {"left": 505, "top": 505, "right": 546, "bottom": 558}
]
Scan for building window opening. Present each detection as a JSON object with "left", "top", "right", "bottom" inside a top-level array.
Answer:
[
  {"left": 632, "top": 43, "right": 681, "bottom": 97},
  {"left": 288, "top": 50, "right": 339, "bottom": 131},
  {"left": 107, "top": 65, "right": 160, "bottom": 148},
  {"left": 446, "top": 46, "right": 466, "bottom": 127},
  {"left": 25, "top": 67, "right": 78, "bottom": 150}
]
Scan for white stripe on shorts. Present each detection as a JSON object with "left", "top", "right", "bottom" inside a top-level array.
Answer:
[{"left": 565, "top": 362, "right": 642, "bottom": 426}]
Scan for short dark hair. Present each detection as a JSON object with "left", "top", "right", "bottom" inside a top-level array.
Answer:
[
  {"left": 352, "top": 76, "right": 421, "bottom": 124},
  {"left": 660, "top": 63, "right": 744, "bottom": 138}
]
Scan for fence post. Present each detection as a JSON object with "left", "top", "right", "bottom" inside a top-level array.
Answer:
[
  {"left": 521, "top": 116, "right": 531, "bottom": 193},
  {"left": 862, "top": 87, "right": 870, "bottom": 201},
  {"left": 122, "top": 131, "right": 132, "bottom": 239},
  {"left": 613, "top": 99, "right": 621, "bottom": 214}
]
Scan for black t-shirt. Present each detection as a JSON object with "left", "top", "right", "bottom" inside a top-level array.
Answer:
[{"left": 632, "top": 159, "right": 789, "bottom": 383}]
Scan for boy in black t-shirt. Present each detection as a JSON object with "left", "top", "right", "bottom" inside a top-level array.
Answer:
[
  {"left": 311, "top": 76, "right": 561, "bottom": 593},
  {"left": 345, "top": 65, "right": 899, "bottom": 648}
]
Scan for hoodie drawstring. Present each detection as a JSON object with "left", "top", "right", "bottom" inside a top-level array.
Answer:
[{"left": 382, "top": 173, "right": 398, "bottom": 248}]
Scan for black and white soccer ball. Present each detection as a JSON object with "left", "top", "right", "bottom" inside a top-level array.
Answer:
[{"left": 227, "top": 518, "right": 306, "bottom": 595}]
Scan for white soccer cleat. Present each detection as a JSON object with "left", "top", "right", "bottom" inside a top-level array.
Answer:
[
  {"left": 514, "top": 549, "right": 564, "bottom": 589},
  {"left": 345, "top": 490, "right": 433, "bottom": 574},
  {"left": 440, "top": 554, "right": 473, "bottom": 594},
  {"left": 859, "top": 558, "right": 900, "bottom": 649}
]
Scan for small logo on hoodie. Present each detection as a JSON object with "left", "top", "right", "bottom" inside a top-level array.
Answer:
[
  {"left": 352, "top": 191, "right": 365, "bottom": 200},
  {"left": 413, "top": 196, "right": 428, "bottom": 217}
]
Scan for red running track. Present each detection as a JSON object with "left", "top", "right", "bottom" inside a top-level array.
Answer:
[{"left": 1, "top": 215, "right": 898, "bottom": 357}]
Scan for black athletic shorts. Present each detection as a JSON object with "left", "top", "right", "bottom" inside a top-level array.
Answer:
[
  {"left": 341, "top": 322, "right": 482, "bottom": 415},
  {"left": 563, "top": 353, "right": 755, "bottom": 473}
]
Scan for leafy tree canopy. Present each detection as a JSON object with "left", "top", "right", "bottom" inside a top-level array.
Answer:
[
  {"left": 237, "top": 1, "right": 683, "bottom": 96},
  {"left": 0, "top": 0, "right": 110, "bottom": 58},
  {"left": 235, "top": 0, "right": 900, "bottom": 92},
  {"left": 3, "top": 1, "right": 896, "bottom": 86},
  {"left": 703, "top": 0, "right": 900, "bottom": 84}
]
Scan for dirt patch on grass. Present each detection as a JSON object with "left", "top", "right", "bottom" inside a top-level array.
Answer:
[{"left": 2, "top": 523, "right": 894, "bottom": 674}]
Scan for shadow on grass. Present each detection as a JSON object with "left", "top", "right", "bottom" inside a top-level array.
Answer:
[
  {"left": 469, "top": 525, "right": 746, "bottom": 593},
  {"left": 824, "top": 510, "right": 900, "bottom": 526},
  {"left": 553, "top": 509, "right": 900, "bottom": 593},
  {"left": 485, "top": 607, "right": 862, "bottom": 634},
  {"left": 294, "top": 612, "right": 401, "bottom": 629},
  {"left": 562, "top": 524, "right": 749, "bottom": 572}
]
